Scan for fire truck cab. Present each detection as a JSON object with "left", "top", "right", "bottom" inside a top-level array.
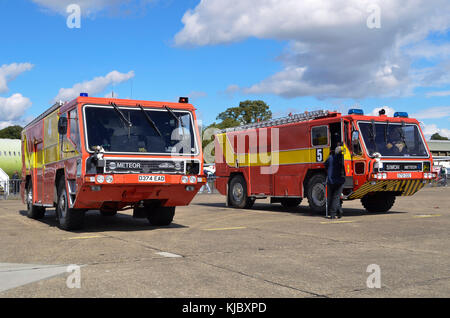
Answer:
[
  {"left": 214, "top": 109, "right": 434, "bottom": 213},
  {"left": 21, "top": 95, "right": 205, "bottom": 230}
]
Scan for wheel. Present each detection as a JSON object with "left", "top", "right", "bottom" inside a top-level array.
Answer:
[
  {"left": 56, "top": 178, "right": 85, "bottom": 230},
  {"left": 147, "top": 206, "right": 175, "bottom": 226},
  {"left": 361, "top": 193, "right": 396, "bottom": 213},
  {"left": 280, "top": 198, "right": 302, "bottom": 208},
  {"left": 306, "top": 173, "right": 327, "bottom": 213},
  {"left": 26, "top": 181, "right": 45, "bottom": 219},
  {"left": 100, "top": 210, "right": 117, "bottom": 217},
  {"left": 228, "top": 175, "right": 254, "bottom": 209}
]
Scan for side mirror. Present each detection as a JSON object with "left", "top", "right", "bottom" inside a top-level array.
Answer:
[
  {"left": 351, "top": 130, "right": 359, "bottom": 145},
  {"left": 58, "top": 117, "right": 68, "bottom": 135}
]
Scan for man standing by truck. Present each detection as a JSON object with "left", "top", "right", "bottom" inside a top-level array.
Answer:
[
  {"left": 324, "top": 143, "right": 346, "bottom": 219},
  {"left": 440, "top": 166, "right": 448, "bottom": 187}
]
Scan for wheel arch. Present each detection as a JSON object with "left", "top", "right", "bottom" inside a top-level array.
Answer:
[
  {"left": 54, "top": 168, "right": 66, "bottom": 205},
  {"left": 303, "top": 169, "right": 326, "bottom": 198}
]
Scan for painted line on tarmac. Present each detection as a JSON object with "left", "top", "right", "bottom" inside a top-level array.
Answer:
[
  {"left": 0, "top": 263, "right": 69, "bottom": 293},
  {"left": 155, "top": 252, "right": 183, "bottom": 258},
  {"left": 66, "top": 235, "right": 106, "bottom": 240},
  {"left": 203, "top": 226, "right": 247, "bottom": 231},
  {"left": 320, "top": 220, "right": 355, "bottom": 224},
  {"left": 413, "top": 214, "right": 441, "bottom": 219}
]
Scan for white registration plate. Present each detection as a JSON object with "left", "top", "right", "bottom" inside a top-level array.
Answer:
[
  {"left": 138, "top": 175, "right": 165, "bottom": 183},
  {"left": 397, "top": 173, "right": 412, "bottom": 179}
]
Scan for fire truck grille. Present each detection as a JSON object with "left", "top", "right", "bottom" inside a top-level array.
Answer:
[
  {"left": 381, "top": 162, "right": 422, "bottom": 172},
  {"left": 105, "top": 160, "right": 185, "bottom": 174}
]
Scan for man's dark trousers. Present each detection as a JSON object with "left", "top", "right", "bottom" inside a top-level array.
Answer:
[{"left": 327, "top": 183, "right": 344, "bottom": 217}]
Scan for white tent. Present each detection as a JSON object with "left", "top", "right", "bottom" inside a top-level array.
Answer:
[{"left": 0, "top": 167, "right": 9, "bottom": 196}]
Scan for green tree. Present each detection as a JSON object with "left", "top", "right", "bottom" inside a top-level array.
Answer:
[
  {"left": 201, "top": 100, "right": 272, "bottom": 162},
  {"left": 215, "top": 100, "right": 272, "bottom": 129},
  {"left": 431, "top": 133, "right": 449, "bottom": 140},
  {"left": 0, "top": 125, "right": 23, "bottom": 139}
]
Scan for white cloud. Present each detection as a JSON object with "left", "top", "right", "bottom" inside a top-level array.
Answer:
[
  {"left": 420, "top": 123, "right": 450, "bottom": 139},
  {"left": 0, "top": 94, "right": 32, "bottom": 122},
  {"left": 175, "top": 0, "right": 450, "bottom": 99},
  {"left": 104, "top": 91, "right": 119, "bottom": 98},
  {"left": 0, "top": 63, "right": 34, "bottom": 93},
  {"left": 187, "top": 91, "right": 207, "bottom": 100},
  {"left": 369, "top": 106, "right": 396, "bottom": 117},
  {"left": 31, "top": 0, "right": 156, "bottom": 17},
  {"left": 221, "top": 84, "right": 241, "bottom": 98},
  {"left": 53, "top": 70, "right": 135, "bottom": 102},
  {"left": 412, "top": 106, "right": 450, "bottom": 119},
  {"left": 0, "top": 122, "right": 14, "bottom": 130}
]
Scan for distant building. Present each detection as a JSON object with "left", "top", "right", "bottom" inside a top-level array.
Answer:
[{"left": 428, "top": 140, "right": 450, "bottom": 169}]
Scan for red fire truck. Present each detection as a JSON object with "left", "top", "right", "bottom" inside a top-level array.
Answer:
[
  {"left": 214, "top": 109, "right": 435, "bottom": 213},
  {"left": 21, "top": 94, "right": 205, "bottom": 230}
]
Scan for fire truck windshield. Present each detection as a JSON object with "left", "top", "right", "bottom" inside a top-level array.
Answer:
[
  {"left": 358, "top": 122, "right": 428, "bottom": 158},
  {"left": 84, "top": 105, "right": 198, "bottom": 155}
]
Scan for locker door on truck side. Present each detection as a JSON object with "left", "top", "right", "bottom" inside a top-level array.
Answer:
[
  {"left": 34, "top": 140, "right": 44, "bottom": 204},
  {"left": 248, "top": 128, "right": 273, "bottom": 195}
]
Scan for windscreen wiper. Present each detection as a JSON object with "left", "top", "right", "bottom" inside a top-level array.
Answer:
[
  {"left": 399, "top": 122, "right": 409, "bottom": 152},
  {"left": 138, "top": 104, "right": 162, "bottom": 137},
  {"left": 384, "top": 121, "right": 389, "bottom": 143},
  {"left": 164, "top": 105, "right": 183, "bottom": 127},
  {"left": 368, "top": 120, "right": 378, "bottom": 152},
  {"left": 110, "top": 102, "right": 132, "bottom": 127}
]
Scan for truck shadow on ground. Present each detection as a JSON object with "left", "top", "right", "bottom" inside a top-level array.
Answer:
[
  {"left": 195, "top": 202, "right": 407, "bottom": 218},
  {"left": 19, "top": 209, "right": 188, "bottom": 233}
]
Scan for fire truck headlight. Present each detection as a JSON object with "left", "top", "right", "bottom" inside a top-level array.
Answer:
[
  {"left": 432, "top": 173, "right": 436, "bottom": 178},
  {"left": 181, "top": 176, "right": 189, "bottom": 184},
  {"left": 374, "top": 160, "right": 383, "bottom": 170},
  {"left": 105, "top": 175, "right": 114, "bottom": 184},
  {"left": 96, "top": 175, "right": 105, "bottom": 183},
  {"left": 382, "top": 173, "right": 387, "bottom": 179},
  {"left": 189, "top": 176, "right": 197, "bottom": 184}
]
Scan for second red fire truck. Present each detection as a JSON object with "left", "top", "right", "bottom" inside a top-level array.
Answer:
[{"left": 214, "top": 109, "right": 435, "bottom": 213}]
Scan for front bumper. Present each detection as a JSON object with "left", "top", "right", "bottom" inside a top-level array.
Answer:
[
  {"left": 347, "top": 171, "right": 433, "bottom": 200},
  {"left": 73, "top": 174, "right": 206, "bottom": 209}
]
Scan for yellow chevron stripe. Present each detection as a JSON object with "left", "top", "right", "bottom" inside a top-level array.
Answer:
[
  {"left": 348, "top": 179, "right": 427, "bottom": 199},
  {"left": 403, "top": 180, "right": 415, "bottom": 196}
]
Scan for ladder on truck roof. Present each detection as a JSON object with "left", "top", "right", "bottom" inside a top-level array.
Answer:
[
  {"left": 24, "top": 101, "right": 65, "bottom": 129},
  {"left": 220, "top": 110, "right": 332, "bottom": 133}
]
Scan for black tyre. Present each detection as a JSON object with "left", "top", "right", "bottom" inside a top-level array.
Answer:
[
  {"left": 56, "top": 179, "right": 85, "bottom": 230},
  {"left": 26, "top": 181, "right": 45, "bottom": 219},
  {"left": 306, "top": 173, "right": 327, "bottom": 213},
  {"left": 280, "top": 198, "right": 302, "bottom": 208},
  {"left": 228, "top": 175, "right": 254, "bottom": 209},
  {"left": 361, "top": 193, "right": 396, "bottom": 213},
  {"left": 100, "top": 210, "right": 117, "bottom": 217},
  {"left": 147, "top": 206, "right": 175, "bottom": 226}
]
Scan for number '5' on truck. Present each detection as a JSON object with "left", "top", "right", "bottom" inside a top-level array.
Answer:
[
  {"left": 21, "top": 94, "right": 205, "bottom": 231},
  {"left": 214, "top": 109, "right": 434, "bottom": 213}
]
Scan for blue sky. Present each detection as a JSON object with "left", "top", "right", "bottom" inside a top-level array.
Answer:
[{"left": 1, "top": 0, "right": 450, "bottom": 138}]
